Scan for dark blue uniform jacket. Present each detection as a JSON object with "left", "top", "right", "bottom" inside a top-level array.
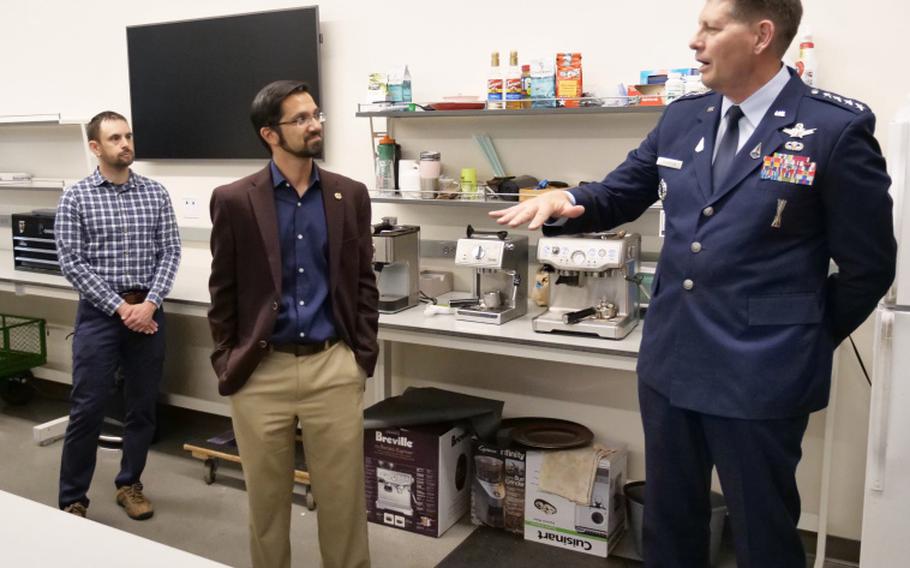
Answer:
[{"left": 547, "top": 69, "right": 896, "bottom": 419}]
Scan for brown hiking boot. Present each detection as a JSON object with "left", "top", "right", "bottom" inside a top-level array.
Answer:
[
  {"left": 63, "top": 502, "right": 87, "bottom": 517},
  {"left": 116, "top": 482, "right": 154, "bottom": 520}
]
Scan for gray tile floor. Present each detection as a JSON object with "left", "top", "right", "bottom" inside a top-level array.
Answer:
[
  {"left": 0, "top": 389, "right": 472, "bottom": 568},
  {"left": 0, "top": 385, "right": 854, "bottom": 568}
]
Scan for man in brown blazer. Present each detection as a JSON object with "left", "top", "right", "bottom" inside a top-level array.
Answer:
[{"left": 208, "top": 80, "right": 377, "bottom": 568}]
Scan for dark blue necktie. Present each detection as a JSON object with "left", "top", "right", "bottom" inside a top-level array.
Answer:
[{"left": 712, "top": 105, "right": 744, "bottom": 194}]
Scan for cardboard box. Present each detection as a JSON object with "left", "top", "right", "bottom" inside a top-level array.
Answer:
[
  {"left": 470, "top": 439, "right": 526, "bottom": 534},
  {"left": 524, "top": 447, "right": 627, "bottom": 557},
  {"left": 627, "top": 84, "right": 665, "bottom": 106},
  {"left": 518, "top": 187, "right": 560, "bottom": 202},
  {"left": 365, "top": 423, "right": 472, "bottom": 537},
  {"left": 639, "top": 67, "right": 699, "bottom": 84}
]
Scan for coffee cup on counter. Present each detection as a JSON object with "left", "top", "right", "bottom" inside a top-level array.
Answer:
[
  {"left": 398, "top": 159, "right": 421, "bottom": 199},
  {"left": 418, "top": 151, "right": 441, "bottom": 199}
]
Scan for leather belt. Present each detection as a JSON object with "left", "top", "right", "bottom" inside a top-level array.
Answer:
[
  {"left": 120, "top": 289, "right": 149, "bottom": 305},
  {"left": 271, "top": 339, "right": 338, "bottom": 357}
]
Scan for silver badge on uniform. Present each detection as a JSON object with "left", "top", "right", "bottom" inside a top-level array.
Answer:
[
  {"left": 658, "top": 178, "right": 668, "bottom": 201},
  {"left": 783, "top": 123, "right": 817, "bottom": 139},
  {"left": 750, "top": 143, "right": 762, "bottom": 159},
  {"left": 771, "top": 198, "right": 788, "bottom": 228},
  {"left": 695, "top": 137, "right": 705, "bottom": 153},
  {"left": 784, "top": 141, "right": 805, "bottom": 152}
]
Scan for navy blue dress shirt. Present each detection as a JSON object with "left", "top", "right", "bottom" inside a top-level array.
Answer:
[{"left": 269, "top": 161, "right": 338, "bottom": 345}]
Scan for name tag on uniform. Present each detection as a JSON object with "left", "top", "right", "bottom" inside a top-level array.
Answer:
[
  {"left": 657, "top": 157, "right": 683, "bottom": 170},
  {"left": 760, "top": 152, "right": 816, "bottom": 186}
]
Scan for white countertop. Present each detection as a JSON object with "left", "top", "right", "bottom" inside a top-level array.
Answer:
[
  {"left": 1, "top": 248, "right": 642, "bottom": 367},
  {"left": 0, "top": 490, "right": 228, "bottom": 568}
]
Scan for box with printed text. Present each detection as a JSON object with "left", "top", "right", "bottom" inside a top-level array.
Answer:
[
  {"left": 364, "top": 423, "right": 472, "bottom": 537},
  {"left": 524, "top": 447, "right": 627, "bottom": 557}
]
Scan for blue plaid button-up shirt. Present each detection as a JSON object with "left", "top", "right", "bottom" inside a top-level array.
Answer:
[{"left": 55, "top": 168, "right": 182, "bottom": 314}]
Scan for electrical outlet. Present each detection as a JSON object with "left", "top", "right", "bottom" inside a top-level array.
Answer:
[{"left": 183, "top": 197, "right": 200, "bottom": 219}]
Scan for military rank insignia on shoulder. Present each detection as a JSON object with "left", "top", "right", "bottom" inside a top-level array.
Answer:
[
  {"left": 808, "top": 88, "right": 869, "bottom": 113},
  {"left": 672, "top": 90, "right": 714, "bottom": 103}
]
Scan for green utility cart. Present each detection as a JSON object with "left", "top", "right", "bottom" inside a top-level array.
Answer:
[{"left": 0, "top": 314, "right": 47, "bottom": 405}]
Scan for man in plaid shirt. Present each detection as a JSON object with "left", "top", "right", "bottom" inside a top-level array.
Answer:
[{"left": 55, "top": 111, "right": 181, "bottom": 521}]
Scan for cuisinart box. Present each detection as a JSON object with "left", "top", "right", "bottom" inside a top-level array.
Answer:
[
  {"left": 365, "top": 423, "right": 472, "bottom": 537},
  {"left": 524, "top": 447, "right": 627, "bottom": 557},
  {"left": 471, "top": 439, "right": 526, "bottom": 534}
]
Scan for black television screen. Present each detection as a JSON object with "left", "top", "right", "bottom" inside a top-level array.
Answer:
[{"left": 127, "top": 7, "right": 321, "bottom": 160}]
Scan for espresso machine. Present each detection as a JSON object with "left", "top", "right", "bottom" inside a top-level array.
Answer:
[
  {"left": 376, "top": 462, "right": 415, "bottom": 517},
  {"left": 533, "top": 232, "right": 641, "bottom": 339},
  {"left": 372, "top": 217, "right": 420, "bottom": 313},
  {"left": 453, "top": 226, "right": 528, "bottom": 325}
]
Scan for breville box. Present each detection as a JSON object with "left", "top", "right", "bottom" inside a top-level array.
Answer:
[
  {"left": 365, "top": 423, "right": 472, "bottom": 537},
  {"left": 470, "top": 439, "right": 526, "bottom": 534},
  {"left": 524, "top": 447, "right": 627, "bottom": 557}
]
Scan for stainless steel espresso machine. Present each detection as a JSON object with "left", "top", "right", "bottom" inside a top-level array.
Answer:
[
  {"left": 454, "top": 226, "right": 528, "bottom": 325},
  {"left": 533, "top": 232, "right": 641, "bottom": 339},
  {"left": 372, "top": 217, "right": 420, "bottom": 313}
]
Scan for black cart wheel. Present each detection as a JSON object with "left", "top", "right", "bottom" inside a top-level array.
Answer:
[
  {"left": 304, "top": 490, "right": 316, "bottom": 511},
  {"left": 204, "top": 458, "right": 218, "bottom": 485},
  {"left": 0, "top": 372, "right": 35, "bottom": 406}
]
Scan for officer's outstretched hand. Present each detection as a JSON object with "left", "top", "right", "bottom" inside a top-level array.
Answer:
[{"left": 488, "top": 190, "right": 585, "bottom": 230}]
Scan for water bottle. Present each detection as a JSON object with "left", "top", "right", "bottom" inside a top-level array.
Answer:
[{"left": 376, "top": 135, "right": 396, "bottom": 195}]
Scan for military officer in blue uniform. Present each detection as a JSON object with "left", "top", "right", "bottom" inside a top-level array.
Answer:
[{"left": 492, "top": 0, "right": 896, "bottom": 566}]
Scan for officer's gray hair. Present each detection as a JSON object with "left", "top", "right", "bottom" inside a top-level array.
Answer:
[{"left": 729, "top": 0, "right": 803, "bottom": 57}]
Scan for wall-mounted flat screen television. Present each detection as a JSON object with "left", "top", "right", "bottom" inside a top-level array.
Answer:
[{"left": 127, "top": 6, "right": 321, "bottom": 160}]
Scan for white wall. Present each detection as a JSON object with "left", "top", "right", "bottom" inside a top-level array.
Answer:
[{"left": 2, "top": 0, "right": 907, "bottom": 540}]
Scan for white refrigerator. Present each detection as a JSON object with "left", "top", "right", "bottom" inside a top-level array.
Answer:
[{"left": 861, "top": 96, "right": 910, "bottom": 566}]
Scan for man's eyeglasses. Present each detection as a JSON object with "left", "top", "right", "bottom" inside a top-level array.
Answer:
[{"left": 274, "top": 112, "right": 326, "bottom": 128}]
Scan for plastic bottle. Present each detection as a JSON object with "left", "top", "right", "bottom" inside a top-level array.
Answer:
[
  {"left": 505, "top": 50, "right": 522, "bottom": 110},
  {"left": 664, "top": 72, "right": 684, "bottom": 103},
  {"left": 521, "top": 64, "right": 531, "bottom": 109},
  {"left": 795, "top": 32, "right": 817, "bottom": 87},
  {"left": 388, "top": 68, "right": 403, "bottom": 103},
  {"left": 487, "top": 52, "right": 504, "bottom": 110},
  {"left": 402, "top": 65, "right": 412, "bottom": 103},
  {"left": 684, "top": 73, "right": 706, "bottom": 95},
  {"left": 376, "top": 135, "right": 396, "bottom": 194}
]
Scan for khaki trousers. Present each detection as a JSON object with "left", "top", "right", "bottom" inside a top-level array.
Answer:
[{"left": 230, "top": 342, "right": 369, "bottom": 568}]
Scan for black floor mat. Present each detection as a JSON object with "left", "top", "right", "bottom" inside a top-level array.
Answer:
[{"left": 436, "top": 526, "right": 639, "bottom": 568}]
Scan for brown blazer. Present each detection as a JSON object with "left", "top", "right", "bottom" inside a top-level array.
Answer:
[{"left": 207, "top": 165, "right": 379, "bottom": 396}]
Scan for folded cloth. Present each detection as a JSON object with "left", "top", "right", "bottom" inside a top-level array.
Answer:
[{"left": 539, "top": 444, "right": 615, "bottom": 505}]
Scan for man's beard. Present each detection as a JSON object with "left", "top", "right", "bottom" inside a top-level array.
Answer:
[
  {"left": 103, "top": 151, "right": 134, "bottom": 168},
  {"left": 278, "top": 131, "right": 323, "bottom": 158}
]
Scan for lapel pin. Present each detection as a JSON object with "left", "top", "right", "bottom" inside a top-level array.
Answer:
[
  {"left": 771, "top": 198, "right": 787, "bottom": 228},
  {"left": 750, "top": 143, "right": 762, "bottom": 160},
  {"left": 334, "top": 192, "right": 343, "bottom": 200},
  {"left": 658, "top": 179, "right": 668, "bottom": 201},
  {"left": 695, "top": 137, "right": 705, "bottom": 153},
  {"left": 774, "top": 110, "right": 787, "bottom": 117},
  {"left": 707, "top": 106, "right": 716, "bottom": 113},
  {"left": 784, "top": 141, "right": 805, "bottom": 152},
  {"left": 783, "top": 123, "right": 817, "bottom": 139}
]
